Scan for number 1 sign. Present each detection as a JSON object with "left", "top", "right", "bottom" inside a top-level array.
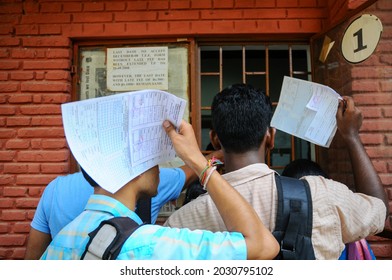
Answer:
[{"left": 341, "top": 14, "right": 383, "bottom": 64}]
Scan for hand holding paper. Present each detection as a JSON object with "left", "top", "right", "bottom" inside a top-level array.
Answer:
[
  {"left": 61, "top": 90, "right": 186, "bottom": 193},
  {"left": 271, "top": 76, "right": 341, "bottom": 147}
]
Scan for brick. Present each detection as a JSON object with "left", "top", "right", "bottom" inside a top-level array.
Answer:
[
  {"left": 41, "top": 94, "right": 70, "bottom": 104},
  {"left": 384, "top": 107, "right": 392, "bottom": 117},
  {"left": 23, "top": 1, "right": 39, "bottom": 13},
  {"left": 13, "top": 222, "right": 31, "bottom": 233},
  {"left": 0, "top": 3, "right": 23, "bottom": 14},
  {"left": 159, "top": 10, "right": 200, "bottom": 21},
  {"left": 73, "top": 13, "right": 112, "bottom": 23},
  {"left": 6, "top": 116, "right": 31, "bottom": 126},
  {"left": 5, "top": 139, "right": 29, "bottom": 150},
  {"left": 31, "top": 116, "right": 63, "bottom": 126},
  {"left": 16, "top": 174, "right": 56, "bottom": 186},
  {"left": 28, "top": 186, "right": 44, "bottom": 197},
  {"left": 213, "top": 0, "right": 233, "bottom": 8},
  {"left": 39, "top": 24, "right": 62, "bottom": 35},
  {"left": 352, "top": 80, "right": 380, "bottom": 92},
  {"left": 287, "top": 8, "right": 326, "bottom": 18},
  {"left": 148, "top": 0, "right": 169, "bottom": 10},
  {"left": 41, "top": 138, "right": 67, "bottom": 148},
  {"left": 15, "top": 25, "right": 39, "bottom": 35},
  {"left": 125, "top": 23, "right": 148, "bottom": 34},
  {"left": 366, "top": 146, "right": 392, "bottom": 158},
  {"left": 105, "top": 1, "right": 126, "bottom": 11},
  {"left": 12, "top": 248, "right": 27, "bottom": 260},
  {"left": 19, "top": 104, "right": 61, "bottom": 115},
  {"left": 243, "top": 9, "right": 287, "bottom": 19},
  {"left": 0, "top": 72, "right": 9, "bottom": 80},
  {"left": 0, "top": 210, "right": 26, "bottom": 221},
  {"left": 16, "top": 150, "right": 69, "bottom": 162},
  {"left": 359, "top": 133, "right": 384, "bottom": 145},
  {"left": 201, "top": 10, "right": 242, "bottom": 20},
  {"left": 84, "top": 1, "right": 104, "bottom": 11},
  {"left": 171, "top": 0, "right": 191, "bottom": 9},
  {"left": 63, "top": 2, "right": 82, "bottom": 12},
  {"left": 0, "top": 223, "right": 10, "bottom": 233},
  {"left": 40, "top": 2, "right": 62, "bottom": 13},
  {"left": 4, "top": 163, "right": 29, "bottom": 174},
  {"left": 116, "top": 11, "right": 157, "bottom": 22},
  {"left": 3, "top": 187, "right": 27, "bottom": 197},
  {"left": 41, "top": 163, "right": 69, "bottom": 173},
  {"left": 8, "top": 94, "right": 33, "bottom": 104},
  {"left": 44, "top": 70, "right": 70, "bottom": 80},
  {"left": 82, "top": 24, "right": 105, "bottom": 36},
  {"left": 10, "top": 72, "right": 34, "bottom": 80},
  {"left": 359, "top": 106, "right": 382, "bottom": 118},
  {"left": 15, "top": 198, "right": 40, "bottom": 209},
  {"left": 0, "top": 234, "right": 26, "bottom": 246},
  {"left": 380, "top": 173, "right": 392, "bottom": 185},
  {"left": 18, "top": 127, "right": 65, "bottom": 138},
  {"left": 103, "top": 23, "right": 127, "bottom": 35},
  {"left": 354, "top": 93, "right": 392, "bottom": 105},
  {"left": 0, "top": 198, "right": 14, "bottom": 208},
  {"left": 0, "top": 82, "right": 18, "bottom": 92},
  {"left": 21, "top": 14, "right": 71, "bottom": 24},
  {"left": 127, "top": 1, "right": 148, "bottom": 10},
  {"left": 278, "top": 20, "right": 301, "bottom": 32},
  {"left": 0, "top": 60, "right": 20, "bottom": 70},
  {"left": 0, "top": 14, "right": 20, "bottom": 25},
  {"left": 23, "top": 60, "right": 71, "bottom": 70},
  {"left": 0, "top": 151, "right": 16, "bottom": 162},
  {"left": 191, "top": 0, "right": 212, "bottom": 9},
  {"left": 21, "top": 81, "right": 70, "bottom": 92},
  {"left": 22, "top": 37, "right": 70, "bottom": 47},
  {"left": 46, "top": 49, "right": 71, "bottom": 59},
  {"left": 0, "top": 37, "right": 21, "bottom": 47},
  {"left": 0, "top": 48, "right": 10, "bottom": 58},
  {"left": 0, "top": 24, "right": 13, "bottom": 35}
]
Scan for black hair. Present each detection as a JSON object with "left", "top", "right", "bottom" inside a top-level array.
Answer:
[
  {"left": 282, "top": 159, "right": 329, "bottom": 179},
  {"left": 81, "top": 167, "right": 99, "bottom": 187},
  {"left": 211, "top": 84, "right": 273, "bottom": 153}
]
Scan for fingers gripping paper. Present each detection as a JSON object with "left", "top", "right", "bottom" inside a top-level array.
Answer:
[
  {"left": 271, "top": 76, "right": 341, "bottom": 148},
  {"left": 61, "top": 90, "right": 186, "bottom": 193}
]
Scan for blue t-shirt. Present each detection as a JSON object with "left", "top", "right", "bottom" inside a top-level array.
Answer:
[
  {"left": 31, "top": 168, "right": 185, "bottom": 238},
  {"left": 41, "top": 195, "right": 246, "bottom": 260}
]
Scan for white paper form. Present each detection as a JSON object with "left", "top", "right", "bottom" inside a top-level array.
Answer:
[
  {"left": 62, "top": 90, "right": 186, "bottom": 193},
  {"left": 271, "top": 76, "right": 341, "bottom": 148}
]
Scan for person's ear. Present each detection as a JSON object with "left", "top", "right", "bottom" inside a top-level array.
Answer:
[
  {"left": 209, "top": 130, "right": 221, "bottom": 150},
  {"left": 265, "top": 127, "right": 276, "bottom": 151}
]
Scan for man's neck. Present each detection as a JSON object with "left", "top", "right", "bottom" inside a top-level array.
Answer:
[
  {"left": 94, "top": 186, "right": 137, "bottom": 211},
  {"left": 224, "top": 150, "right": 266, "bottom": 173}
]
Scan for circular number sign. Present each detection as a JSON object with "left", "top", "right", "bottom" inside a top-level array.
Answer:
[{"left": 341, "top": 14, "right": 383, "bottom": 64}]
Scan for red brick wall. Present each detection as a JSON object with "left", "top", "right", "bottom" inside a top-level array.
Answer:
[{"left": 0, "top": 0, "right": 390, "bottom": 260}]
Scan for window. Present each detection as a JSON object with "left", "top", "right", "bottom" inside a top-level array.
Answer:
[{"left": 199, "top": 44, "right": 313, "bottom": 173}]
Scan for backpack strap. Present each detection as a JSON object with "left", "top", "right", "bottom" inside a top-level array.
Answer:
[
  {"left": 81, "top": 217, "right": 143, "bottom": 260},
  {"left": 273, "top": 173, "right": 315, "bottom": 260}
]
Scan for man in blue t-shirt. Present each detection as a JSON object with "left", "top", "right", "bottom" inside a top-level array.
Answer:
[{"left": 24, "top": 158, "right": 218, "bottom": 259}]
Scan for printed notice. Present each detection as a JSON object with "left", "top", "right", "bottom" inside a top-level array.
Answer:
[
  {"left": 107, "top": 47, "right": 169, "bottom": 91},
  {"left": 61, "top": 89, "right": 186, "bottom": 193},
  {"left": 271, "top": 76, "right": 341, "bottom": 148}
]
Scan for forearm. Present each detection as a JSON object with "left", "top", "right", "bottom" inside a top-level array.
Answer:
[{"left": 345, "top": 135, "right": 388, "bottom": 214}]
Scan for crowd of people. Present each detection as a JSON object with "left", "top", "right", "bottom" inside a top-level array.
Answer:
[{"left": 25, "top": 84, "right": 387, "bottom": 260}]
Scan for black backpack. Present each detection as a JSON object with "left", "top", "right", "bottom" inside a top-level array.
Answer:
[
  {"left": 81, "top": 175, "right": 315, "bottom": 260},
  {"left": 81, "top": 197, "right": 151, "bottom": 260},
  {"left": 272, "top": 174, "right": 315, "bottom": 259}
]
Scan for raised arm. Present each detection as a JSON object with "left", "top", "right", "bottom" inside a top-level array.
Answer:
[
  {"left": 336, "top": 96, "right": 388, "bottom": 215},
  {"left": 163, "top": 120, "right": 279, "bottom": 260}
]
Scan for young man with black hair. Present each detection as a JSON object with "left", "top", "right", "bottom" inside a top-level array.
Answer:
[
  {"left": 165, "top": 83, "right": 388, "bottom": 259},
  {"left": 40, "top": 119, "right": 279, "bottom": 260}
]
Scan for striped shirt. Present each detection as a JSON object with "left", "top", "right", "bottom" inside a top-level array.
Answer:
[
  {"left": 165, "top": 163, "right": 386, "bottom": 260},
  {"left": 41, "top": 194, "right": 246, "bottom": 260}
]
